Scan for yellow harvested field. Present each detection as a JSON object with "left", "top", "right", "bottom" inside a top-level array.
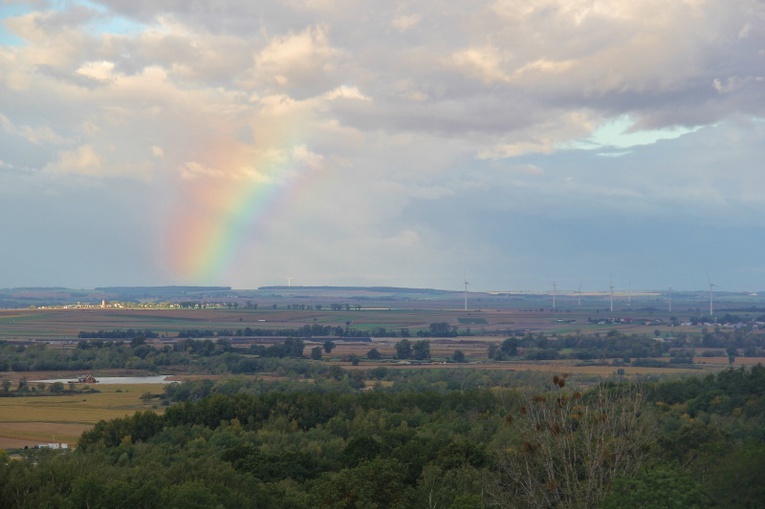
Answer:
[
  {"left": 695, "top": 357, "right": 765, "bottom": 366},
  {"left": 0, "top": 384, "right": 165, "bottom": 449},
  {"left": 0, "top": 423, "right": 90, "bottom": 449}
]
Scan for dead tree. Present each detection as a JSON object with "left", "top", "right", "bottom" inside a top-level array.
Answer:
[{"left": 492, "top": 375, "right": 652, "bottom": 509}]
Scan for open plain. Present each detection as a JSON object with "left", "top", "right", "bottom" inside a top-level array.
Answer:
[{"left": 2, "top": 286, "right": 764, "bottom": 449}]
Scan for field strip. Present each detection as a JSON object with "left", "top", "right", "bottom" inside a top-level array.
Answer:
[
  {"left": 0, "top": 422, "right": 90, "bottom": 441},
  {"left": 0, "top": 383, "right": 165, "bottom": 449}
]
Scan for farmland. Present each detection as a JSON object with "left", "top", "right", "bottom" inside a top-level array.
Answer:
[
  {"left": 1, "top": 288, "right": 765, "bottom": 508},
  {"left": 0, "top": 285, "right": 761, "bottom": 339},
  {"left": 1, "top": 286, "right": 764, "bottom": 450},
  {"left": 0, "top": 383, "right": 166, "bottom": 449}
]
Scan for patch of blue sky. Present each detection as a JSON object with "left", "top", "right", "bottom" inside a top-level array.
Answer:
[
  {"left": 77, "top": 0, "right": 147, "bottom": 36},
  {"left": 0, "top": 28, "right": 22, "bottom": 46},
  {"left": 86, "top": 14, "right": 146, "bottom": 36},
  {"left": 0, "top": 4, "right": 31, "bottom": 46},
  {"left": 569, "top": 115, "right": 702, "bottom": 153},
  {"left": 47, "top": 0, "right": 146, "bottom": 36}
]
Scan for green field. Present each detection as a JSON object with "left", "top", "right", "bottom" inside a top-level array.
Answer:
[{"left": 0, "top": 384, "right": 165, "bottom": 449}]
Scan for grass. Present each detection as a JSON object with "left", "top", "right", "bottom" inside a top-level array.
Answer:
[{"left": 0, "top": 383, "right": 166, "bottom": 449}]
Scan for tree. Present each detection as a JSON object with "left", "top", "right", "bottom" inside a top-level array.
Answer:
[
  {"left": 501, "top": 337, "right": 519, "bottom": 357},
  {"left": 705, "top": 441, "right": 765, "bottom": 507},
  {"left": 429, "top": 322, "right": 453, "bottom": 337},
  {"left": 282, "top": 338, "right": 305, "bottom": 358},
  {"left": 412, "top": 340, "right": 431, "bottom": 360},
  {"left": 311, "top": 458, "right": 409, "bottom": 508},
  {"left": 726, "top": 346, "right": 737, "bottom": 365},
  {"left": 602, "top": 464, "right": 715, "bottom": 509},
  {"left": 492, "top": 377, "right": 651, "bottom": 509},
  {"left": 452, "top": 350, "right": 466, "bottom": 363},
  {"left": 311, "top": 346, "right": 323, "bottom": 360},
  {"left": 50, "top": 382, "right": 65, "bottom": 393},
  {"left": 2, "top": 380, "right": 10, "bottom": 393},
  {"left": 395, "top": 340, "right": 412, "bottom": 360},
  {"left": 367, "top": 348, "right": 381, "bottom": 360},
  {"left": 323, "top": 340, "right": 336, "bottom": 354}
]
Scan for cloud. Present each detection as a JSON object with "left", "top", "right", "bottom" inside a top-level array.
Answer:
[
  {"left": 76, "top": 59, "right": 115, "bottom": 81},
  {"left": 253, "top": 25, "right": 337, "bottom": 90},
  {"left": 323, "top": 85, "right": 369, "bottom": 101},
  {"left": 0, "top": 0, "right": 763, "bottom": 289},
  {"left": 0, "top": 113, "right": 67, "bottom": 145},
  {"left": 44, "top": 145, "right": 102, "bottom": 176},
  {"left": 392, "top": 13, "right": 422, "bottom": 32}
]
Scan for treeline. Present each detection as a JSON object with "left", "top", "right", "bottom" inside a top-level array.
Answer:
[
  {"left": 177, "top": 325, "right": 370, "bottom": 338},
  {"left": 486, "top": 332, "right": 668, "bottom": 362},
  {"left": 4, "top": 366, "right": 765, "bottom": 507},
  {"left": 77, "top": 322, "right": 460, "bottom": 339},
  {"left": 77, "top": 329, "right": 159, "bottom": 339},
  {"left": 486, "top": 329, "right": 765, "bottom": 363},
  {"left": 0, "top": 337, "right": 306, "bottom": 373}
]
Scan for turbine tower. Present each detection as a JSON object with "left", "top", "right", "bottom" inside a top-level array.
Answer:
[
  {"left": 287, "top": 276, "right": 292, "bottom": 287},
  {"left": 463, "top": 270, "right": 471, "bottom": 311},
  {"left": 627, "top": 281, "right": 632, "bottom": 306},
  {"left": 609, "top": 275, "right": 614, "bottom": 313},
  {"left": 577, "top": 281, "right": 582, "bottom": 306},
  {"left": 706, "top": 272, "right": 715, "bottom": 317},
  {"left": 668, "top": 286, "right": 673, "bottom": 313},
  {"left": 552, "top": 281, "right": 557, "bottom": 309}
]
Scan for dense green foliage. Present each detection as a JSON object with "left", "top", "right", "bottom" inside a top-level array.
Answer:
[{"left": 2, "top": 365, "right": 765, "bottom": 507}]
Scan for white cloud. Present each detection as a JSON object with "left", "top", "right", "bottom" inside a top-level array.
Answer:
[
  {"left": 323, "top": 85, "right": 369, "bottom": 101},
  {"left": 292, "top": 144, "right": 325, "bottom": 171},
  {"left": 0, "top": 113, "right": 67, "bottom": 145},
  {"left": 1, "top": 0, "right": 764, "bottom": 289},
  {"left": 76, "top": 60, "right": 115, "bottom": 81},
  {"left": 392, "top": 13, "right": 421, "bottom": 32},
  {"left": 44, "top": 145, "right": 102, "bottom": 176},
  {"left": 253, "top": 25, "right": 337, "bottom": 89},
  {"left": 178, "top": 161, "right": 226, "bottom": 180}
]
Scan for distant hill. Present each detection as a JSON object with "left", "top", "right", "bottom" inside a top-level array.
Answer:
[
  {"left": 96, "top": 286, "right": 232, "bottom": 294},
  {"left": 258, "top": 285, "right": 452, "bottom": 295}
]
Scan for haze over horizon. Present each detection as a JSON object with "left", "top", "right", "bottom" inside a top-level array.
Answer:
[{"left": 1, "top": 1, "right": 763, "bottom": 293}]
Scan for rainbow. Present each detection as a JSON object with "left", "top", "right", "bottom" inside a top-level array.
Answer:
[{"left": 163, "top": 122, "right": 320, "bottom": 283}]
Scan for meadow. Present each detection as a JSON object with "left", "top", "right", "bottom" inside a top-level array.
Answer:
[{"left": 0, "top": 383, "right": 165, "bottom": 449}]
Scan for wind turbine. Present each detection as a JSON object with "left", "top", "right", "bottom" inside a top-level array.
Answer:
[
  {"left": 706, "top": 272, "right": 716, "bottom": 317},
  {"left": 577, "top": 281, "right": 582, "bottom": 306},
  {"left": 463, "top": 270, "right": 471, "bottom": 311},
  {"left": 627, "top": 281, "right": 632, "bottom": 306},
  {"left": 609, "top": 275, "right": 614, "bottom": 313},
  {"left": 552, "top": 281, "right": 557, "bottom": 309},
  {"left": 668, "top": 286, "right": 673, "bottom": 313},
  {"left": 287, "top": 276, "right": 292, "bottom": 287}
]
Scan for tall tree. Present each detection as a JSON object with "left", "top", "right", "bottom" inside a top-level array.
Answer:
[
  {"left": 395, "top": 340, "right": 412, "bottom": 360},
  {"left": 492, "top": 377, "right": 652, "bottom": 509}
]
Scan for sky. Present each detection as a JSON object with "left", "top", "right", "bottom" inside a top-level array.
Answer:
[{"left": 0, "top": 0, "right": 764, "bottom": 293}]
